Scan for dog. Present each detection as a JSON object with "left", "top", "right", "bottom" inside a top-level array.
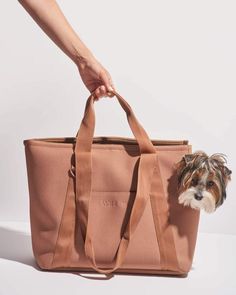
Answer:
[{"left": 175, "top": 151, "right": 232, "bottom": 213}]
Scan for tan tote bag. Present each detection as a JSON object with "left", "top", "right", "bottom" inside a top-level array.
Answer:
[{"left": 23, "top": 90, "right": 200, "bottom": 276}]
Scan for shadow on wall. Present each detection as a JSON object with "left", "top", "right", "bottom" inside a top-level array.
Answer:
[{"left": 0, "top": 226, "right": 38, "bottom": 269}]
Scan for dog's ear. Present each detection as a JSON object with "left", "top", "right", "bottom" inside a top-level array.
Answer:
[
  {"left": 209, "top": 153, "right": 232, "bottom": 184},
  {"left": 174, "top": 154, "right": 192, "bottom": 177},
  {"left": 183, "top": 154, "right": 195, "bottom": 164},
  {"left": 224, "top": 166, "right": 232, "bottom": 176},
  {"left": 175, "top": 153, "right": 193, "bottom": 170},
  {"left": 174, "top": 154, "right": 194, "bottom": 190},
  {"left": 222, "top": 166, "right": 232, "bottom": 184},
  {"left": 175, "top": 152, "right": 206, "bottom": 182}
]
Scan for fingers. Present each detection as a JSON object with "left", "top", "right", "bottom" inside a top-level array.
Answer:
[
  {"left": 94, "top": 85, "right": 107, "bottom": 100},
  {"left": 100, "top": 70, "right": 114, "bottom": 91},
  {"left": 91, "top": 67, "right": 116, "bottom": 100},
  {"left": 94, "top": 84, "right": 116, "bottom": 100},
  {"left": 96, "top": 70, "right": 116, "bottom": 99}
]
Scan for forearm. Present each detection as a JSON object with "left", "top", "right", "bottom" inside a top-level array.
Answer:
[{"left": 18, "top": 0, "right": 93, "bottom": 65}]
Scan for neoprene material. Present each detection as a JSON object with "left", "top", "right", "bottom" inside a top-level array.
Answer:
[{"left": 23, "top": 90, "right": 200, "bottom": 276}]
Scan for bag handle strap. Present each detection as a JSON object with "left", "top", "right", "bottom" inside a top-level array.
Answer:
[
  {"left": 75, "top": 90, "right": 156, "bottom": 154},
  {"left": 74, "top": 90, "right": 157, "bottom": 274}
]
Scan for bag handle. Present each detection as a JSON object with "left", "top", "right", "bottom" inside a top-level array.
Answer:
[
  {"left": 74, "top": 90, "right": 157, "bottom": 274},
  {"left": 75, "top": 90, "right": 156, "bottom": 154}
]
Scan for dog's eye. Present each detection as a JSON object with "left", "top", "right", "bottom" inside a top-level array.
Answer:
[
  {"left": 191, "top": 178, "right": 198, "bottom": 185},
  {"left": 207, "top": 180, "right": 215, "bottom": 187}
]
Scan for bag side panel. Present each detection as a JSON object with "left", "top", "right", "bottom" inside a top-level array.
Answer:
[
  {"left": 24, "top": 143, "right": 73, "bottom": 269},
  {"left": 156, "top": 146, "right": 200, "bottom": 273}
]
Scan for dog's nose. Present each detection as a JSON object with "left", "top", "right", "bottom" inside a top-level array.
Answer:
[{"left": 194, "top": 193, "right": 203, "bottom": 201}]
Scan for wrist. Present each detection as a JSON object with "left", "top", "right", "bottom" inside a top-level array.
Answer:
[{"left": 73, "top": 44, "right": 95, "bottom": 69}]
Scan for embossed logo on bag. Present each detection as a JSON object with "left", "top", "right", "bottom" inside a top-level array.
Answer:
[{"left": 100, "top": 200, "right": 127, "bottom": 208}]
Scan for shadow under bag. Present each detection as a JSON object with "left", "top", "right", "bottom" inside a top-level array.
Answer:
[{"left": 23, "top": 90, "right": 200, "bottom": 276}]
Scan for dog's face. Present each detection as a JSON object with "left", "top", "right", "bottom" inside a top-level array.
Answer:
[{"left": 175, "top": 151, "right": 232, "bottom": 213}]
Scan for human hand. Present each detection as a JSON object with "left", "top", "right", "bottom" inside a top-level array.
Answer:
[{"left": 76, "top": 52, "right": 116, "bottom": 100}]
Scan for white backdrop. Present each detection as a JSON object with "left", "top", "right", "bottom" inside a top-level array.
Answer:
[{"left": 0, "top": 0, "right": 235, "bottom": 234}]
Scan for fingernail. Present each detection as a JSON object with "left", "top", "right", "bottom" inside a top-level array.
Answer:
[{"left": 108, "top": 86, "right": 114, "bottom": 91}]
